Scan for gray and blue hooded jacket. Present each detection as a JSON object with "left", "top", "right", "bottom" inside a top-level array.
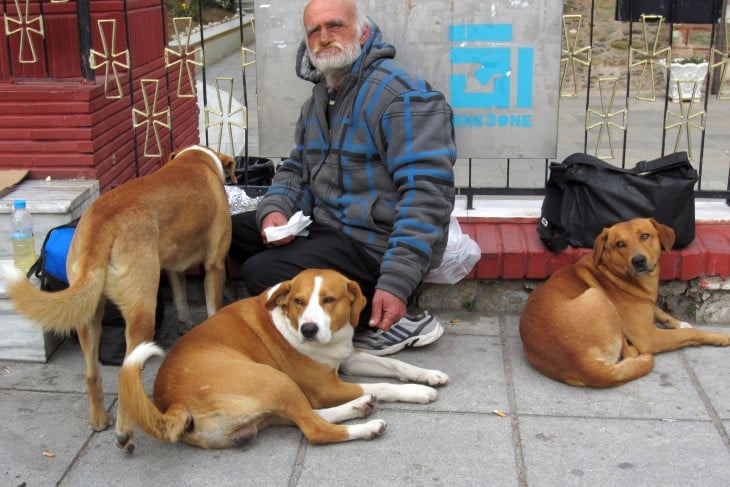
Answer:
[{"left": 256, "top": 20, "right": 457, "bottom": 302}]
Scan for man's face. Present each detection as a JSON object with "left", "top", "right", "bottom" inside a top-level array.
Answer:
[{"left": 303, "top": 0, "right": 368, "bottom": 74}]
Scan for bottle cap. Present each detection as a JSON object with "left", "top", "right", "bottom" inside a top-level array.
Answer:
[{"left": 13, "top": 200, "right": 26, "bottom": 209}]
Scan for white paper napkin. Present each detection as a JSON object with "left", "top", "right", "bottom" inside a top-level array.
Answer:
[{"left": 263, "top": 211, "right": 312, "bottom": 242}]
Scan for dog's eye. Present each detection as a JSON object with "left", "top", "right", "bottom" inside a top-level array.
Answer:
[
  {"left": 294, "top": 297, "right": 305, "bottom": 306},
  {"left": 640, "top": 233, "right": 650, "bottom": 241},
  {"left": 322, "top": 296, "right": 336, "bottom": 304},
  {"left": 616, "top": 241, "right": 626, "bottom": 249}
]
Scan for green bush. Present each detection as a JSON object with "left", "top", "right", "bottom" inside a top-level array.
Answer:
[
  {"left": 167, "top": 0, "right": 236, "bottom": 21},
  {"left": 677, "top": 54, "right": 706, "bottom": 65}
]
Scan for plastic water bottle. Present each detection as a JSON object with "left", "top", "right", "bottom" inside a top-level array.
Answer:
[{"left": 10, "top": 199, "right": 37, "bottom": 273}]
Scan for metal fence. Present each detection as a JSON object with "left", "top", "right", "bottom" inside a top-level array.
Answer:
[
  {"left": 198, "top": 1, "right": 730, "bottom": 206},
  {"left": 2, "top": 0, "right": 729, "bottom": 204}
]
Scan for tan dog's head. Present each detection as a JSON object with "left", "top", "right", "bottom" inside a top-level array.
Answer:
[
  {"left": 169, "top": 145, "right": 237, "bottom": 184},
  {"left": 593, "top": 218, "right": 675, "bottom": 277},
  {"left": 265, "top": 269, "right": 366, "bottom": 344}
]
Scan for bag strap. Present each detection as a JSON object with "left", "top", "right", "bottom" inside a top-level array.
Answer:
[
  {"left": 561, "top": 152, "right": 625, "bottom": 172},
  {"left": 563, "top": 151, "right": 691, "bottom": 175},
  {"left": 633, "top": 152, "right": 689, "bottom": 174}
]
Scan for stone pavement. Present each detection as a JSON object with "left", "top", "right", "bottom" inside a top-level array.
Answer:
[{"left": 1, "top": 300, "right": 729, "bottom": 486}]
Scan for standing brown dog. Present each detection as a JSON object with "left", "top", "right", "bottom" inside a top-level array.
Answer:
[
  {"left": 519, "top": 218, "right": 729, "bottom": 387},
  {"left": 1, "top": 145, "right": 236, "bottom": 448}
]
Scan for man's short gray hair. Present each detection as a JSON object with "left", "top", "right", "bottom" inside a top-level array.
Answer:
[{"left": 302, "top": 0, "right": 369, "bottom": 38}]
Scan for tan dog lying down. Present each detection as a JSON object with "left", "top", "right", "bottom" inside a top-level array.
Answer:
[
  {"left": 118, "top": 269, "right": 449, "bottom": 450},
  {"left": 519, "top": 218, "right": 729, "bottom": 387},
  {"left": 2, "top": 145, "right": 236, "bottom": 449}
]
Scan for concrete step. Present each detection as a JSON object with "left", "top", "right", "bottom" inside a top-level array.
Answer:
[{"left": 458, "top": 219, "right": 730, "bottom": 281}]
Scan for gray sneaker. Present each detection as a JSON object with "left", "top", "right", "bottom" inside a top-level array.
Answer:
[{"left": 353, "top": 311, "right": 444, "bottom": 356}]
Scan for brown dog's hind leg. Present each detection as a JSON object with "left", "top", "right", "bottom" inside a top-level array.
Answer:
[
  {"left": 114, "top": 290, "right": 159, "bottom": 453},
  {"left": 202, "top": 259, "right": 225, "bottom": 317},
  {"left": 285, "top": 404, "right": 386, "bottom": 444},
  {"left": 575, "top": 353, "right": 655, "bottom": 388},
  {"left": 166, "top": 271, "right": 189, "bottom": 323},
  {"left": 76, "top": 305, "right": 112, "bottom": 431},
  {"left": 265, "top": 373, "right": 385, "bottom": 444}
]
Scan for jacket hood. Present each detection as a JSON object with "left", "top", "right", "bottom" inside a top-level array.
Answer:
[{"left": 295, "top": 18, "right": 396, "bottom": 84}]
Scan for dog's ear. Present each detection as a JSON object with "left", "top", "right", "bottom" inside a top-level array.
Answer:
[
  {"left": 265, "top": 281, "right": 292, "bottom": 310},
  {"left": 593, "top": 227, "right": 609, "bottom": 267},
  {"left": 346, "top": 279, "right": 366, "bottom": 326},
  {"left": 220, "top": 153, "right": 238, "bottom": 184},
  {"left": 649, "top": 218, "right": 675, "bottom": 251}
]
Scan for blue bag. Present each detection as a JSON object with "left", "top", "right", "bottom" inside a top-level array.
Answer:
[
  {"left": 28, "top": 219, "right": 78, "bottom": 290},
  {"left": 42, "top": 226, "right": 75, "bottom": 284}
]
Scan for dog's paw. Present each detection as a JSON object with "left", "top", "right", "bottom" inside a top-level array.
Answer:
[
  {"left": 713, "top": 333, "right": 730, "bottom": 346},
  {"left": 89, "top": 412, "right": 112, "bottom": 432},
  {"left": 349, "top": 419, "right": 386, "bottom": 440},
  {"left": 353, "top": 394, "right": 378, "bottom": 417},
  {"left": 678, "top": 321, "right": 693, "bottom": 329},
  {"left": 115, "top": 432, "right": 136, "bottom": 454},
  {"left": 416, "top": 369, "right": 450, "bottom": 387},
  {"left": 401, "top": 384, "right": 439, "bottom": 403}
]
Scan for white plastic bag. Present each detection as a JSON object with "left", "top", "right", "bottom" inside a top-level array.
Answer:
[{"left": 424, "top": 215, "right": 481, "bottom": 284}]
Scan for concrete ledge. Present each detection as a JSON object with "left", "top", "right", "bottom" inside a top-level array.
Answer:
[
  {"left": 457, "top": 220, "right": 730, "bottom": 281},
  {"left": 169, "top": 14, "right": 255, "bottom": 66},
  {"left": 415, "top": 277, "right": 730, "bottom": 325}
]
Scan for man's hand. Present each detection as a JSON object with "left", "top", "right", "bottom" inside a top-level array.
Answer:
[
  {"left": 368, "top": 289, "right": 407, "bottom": 331},
  {"left": 261, "top": 211, "right": 294, "bottom": 246}
]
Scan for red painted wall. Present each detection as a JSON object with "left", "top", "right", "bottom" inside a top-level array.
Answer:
[{"left": 0, "top": 0, "right": 198, "bottom": 192}]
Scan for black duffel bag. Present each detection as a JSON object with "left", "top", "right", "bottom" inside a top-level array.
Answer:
[{"left": 538, "top": 152, "right": 697, "bottom": 252}]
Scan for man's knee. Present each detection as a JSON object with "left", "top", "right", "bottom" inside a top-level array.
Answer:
[
  {"left": 239, "top": 253, "right": 298, "bottom": 296},
  {"left": 229, "top": 210, "right": 265, "bottom": 263}
]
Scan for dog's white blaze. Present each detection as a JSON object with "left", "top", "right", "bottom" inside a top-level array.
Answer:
[
  {"left": 300, "top": 276, "right": 330, "bottom": 334},
  {"left": 297, "top": 276, "right": 333, "bottom": 345},
  {"left": 175, "top": 145, "right": 225, "bottom": 181}
]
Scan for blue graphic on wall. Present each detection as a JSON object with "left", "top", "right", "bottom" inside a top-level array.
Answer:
[{"left": 450, "top": 24, "right": 534, "bottom": 128}]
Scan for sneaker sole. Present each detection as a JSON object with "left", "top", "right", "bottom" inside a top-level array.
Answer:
[{"left": 355, "top": 320, "right": 445, "bottom": 357}]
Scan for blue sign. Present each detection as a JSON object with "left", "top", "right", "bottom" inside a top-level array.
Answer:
[{"left": 450, "top": 24, "right": 534, "bottom": 128}]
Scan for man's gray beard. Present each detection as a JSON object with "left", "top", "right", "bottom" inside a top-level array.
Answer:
[{"left": 310, "top": 41, "right": 361, "bottom": 76}]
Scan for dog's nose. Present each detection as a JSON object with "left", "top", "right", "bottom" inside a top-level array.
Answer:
[
  {"left": 631, "top": 254, "right": 647, "bottom": 270},
  {"left": 300, "top": 322, "right": 319, "bottom": 340}
]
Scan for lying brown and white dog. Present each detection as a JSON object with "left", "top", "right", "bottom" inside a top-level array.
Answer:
[
  {"left": 2, "top": 145, "right": 236, "bottom": 447},
  {"left": 118, "top": 269, "right": 449, "bottom": 451}
]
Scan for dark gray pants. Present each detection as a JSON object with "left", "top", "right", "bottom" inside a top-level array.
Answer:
[{"left": 229, "top": 211, "right": 381, "bottom": 322}]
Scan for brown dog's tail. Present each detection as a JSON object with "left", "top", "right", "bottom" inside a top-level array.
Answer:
[
  {"left": 119, "top": 342, "right": 191, "bottom": 444},
  {"left": 0, "top": 262, "right": 105, "bottom": 336},
  {"left": 576, "top": 353, "right": 655, "bottom": 388}
]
